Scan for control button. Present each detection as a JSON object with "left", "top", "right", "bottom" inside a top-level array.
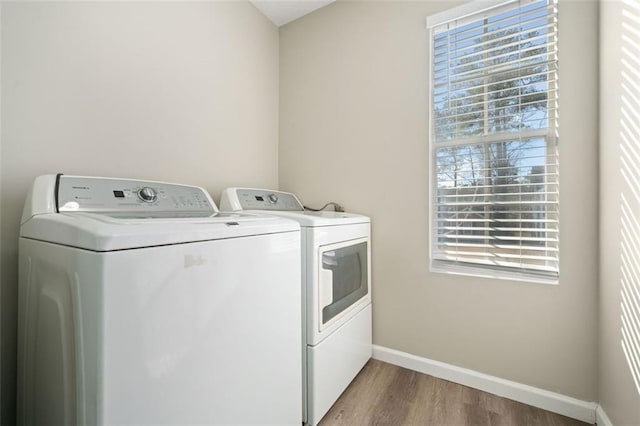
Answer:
[
  {"left": 138, "top": 187, "right": 157, "bottom": 203},
  {"left": 268, "top": 194, "right": 278, "bottom": 204}
]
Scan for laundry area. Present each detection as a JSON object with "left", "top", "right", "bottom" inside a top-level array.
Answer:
[
  {"left": 0, "top": 1, "right": 637, "bottom": 425},
  {"left": 17, "top": 175, "right": 306, "bottom": 424}
]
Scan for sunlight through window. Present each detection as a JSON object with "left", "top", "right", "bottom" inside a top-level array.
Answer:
[{"left": 620, "top": 0, "right": 640, "bottom": 397}]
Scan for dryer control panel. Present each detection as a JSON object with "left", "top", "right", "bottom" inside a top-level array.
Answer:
[
  {"left": 57, "top": 175, "right": 217, "bottom": 216},
  {"left": 220, "top": 188, "right": 303, "bottom": 212}
]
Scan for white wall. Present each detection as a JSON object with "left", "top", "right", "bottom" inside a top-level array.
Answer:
[
  {"left": 280, "top": 0, "right": 599, "bottom": 400},
  {"left": 0, "top": 2, "right": 278, "bottom": 422},
  {"left": 599, "top": 0, "right": 640, "bottom": 424}
]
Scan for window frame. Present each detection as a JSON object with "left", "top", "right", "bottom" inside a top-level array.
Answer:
[{"left": 427, "top": 0, "right": 559, "bottom": 284}]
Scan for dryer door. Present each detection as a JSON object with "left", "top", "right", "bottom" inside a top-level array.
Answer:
[{"left": 318, "top": 237, "right": 369, "bottom": 332}]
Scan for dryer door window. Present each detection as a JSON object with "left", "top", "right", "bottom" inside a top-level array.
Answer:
[{"left": 318, "top": 238, "right": 368, "bottom": 329}]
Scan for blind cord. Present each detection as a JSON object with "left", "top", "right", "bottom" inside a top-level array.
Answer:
[{"left": 303, "top": 202, "right": 345, "bottom": 212}]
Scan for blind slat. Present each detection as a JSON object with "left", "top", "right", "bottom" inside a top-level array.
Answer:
[
  {"left": 438, "top": 251, "right": 559, "bottom": 262},
  {"left": 435, "top": 93, "right": 557, "bottom": 119},
  {"left": 434, "top": 109, "right": 556, "bottom": 135},
  {"left": 436, "top": 181, "right": 558, "bottom": 190},
  {"left": 434, "top": 44, "right": 558, "bottom": 82},
  {"left": 438, "top": 227, "right": 559, "bottom": 234},
  {"left": 434, "top": 66, "right": 556, "bottom": 94},
  {"left": 434, "top": 16, "right": 555, "bottom": 54},
  {"left": 436, "top": 192, "right": 559, "bottom": 200},
  {"left": 435, "top": 167, "right": 559, "bottom": 181},
  {"left": 436, "top": 242, "right": 558, "bottom": 251},
  {"left": 433, "top": 1, "right": 553, "bottom": 39},
  {"left": 437, "top": 218, "right": 559, "bottom": 223},
  {"left": 434, "top": 31, "right": 557, "bottom": 72}
]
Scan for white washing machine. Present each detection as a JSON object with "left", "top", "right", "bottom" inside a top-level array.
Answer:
[
  {"left": 17, "top": 175, "right": 302, "bottom": 425},
  {"left": 220, "top": 188, "right": 372, "bottom": 426}
]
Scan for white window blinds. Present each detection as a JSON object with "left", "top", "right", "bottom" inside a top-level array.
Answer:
[{"left": 428, "top": 0, "right": 559, "bottom": 281}]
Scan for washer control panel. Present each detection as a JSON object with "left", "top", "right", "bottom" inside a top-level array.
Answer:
[
  {"left": 57, "top": 175, "right": 217, "bottom": 215},
  {"left": 220, "top": 188, "right": 303, "bottom": 211}
]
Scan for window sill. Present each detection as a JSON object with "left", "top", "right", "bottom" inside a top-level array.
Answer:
[{"left": 430, "top": 262, "right": 559, "bottom": 285}]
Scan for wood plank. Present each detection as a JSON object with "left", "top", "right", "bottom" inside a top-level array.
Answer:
[{"left": 319, "top": 359, "right": 591, "bottom": 426}]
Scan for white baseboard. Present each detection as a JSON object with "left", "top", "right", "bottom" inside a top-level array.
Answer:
[
  {"left": 372, "top": 345, "right": 597, "bottom": 424},
  {"left": 595, "top": 405, "right": 613, "bottom": 426}
]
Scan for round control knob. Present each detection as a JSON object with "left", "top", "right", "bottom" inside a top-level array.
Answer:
[
  {"left": 138, "top": 187, "right": 157, "bottom": 203},
  {"left": 268, "top": 193, "right": 278, "bottom": 204}
]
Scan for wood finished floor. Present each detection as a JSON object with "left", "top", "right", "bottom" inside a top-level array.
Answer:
[{"left": 318, "top": 360, "right": 590, "bottom": 426}]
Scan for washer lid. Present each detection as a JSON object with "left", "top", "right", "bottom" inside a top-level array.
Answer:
[{"left": 20, "top": 211, "right": 299, "bottom": 251}]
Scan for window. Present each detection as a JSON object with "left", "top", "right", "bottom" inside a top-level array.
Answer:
[{"left": 427, "top": 0, "right": 559, "bottom": 282}]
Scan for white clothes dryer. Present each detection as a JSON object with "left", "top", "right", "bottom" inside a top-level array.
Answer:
[
  {"left": 17, "top": 175, "right": 302, "bottom": 425},
  {"left": 220, "top": 188, "right": 372, "bottom": 426}
]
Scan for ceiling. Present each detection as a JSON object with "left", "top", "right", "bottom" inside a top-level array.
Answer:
[{"left": 250, "top": 0, "right": 335, "bottom": 27}]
